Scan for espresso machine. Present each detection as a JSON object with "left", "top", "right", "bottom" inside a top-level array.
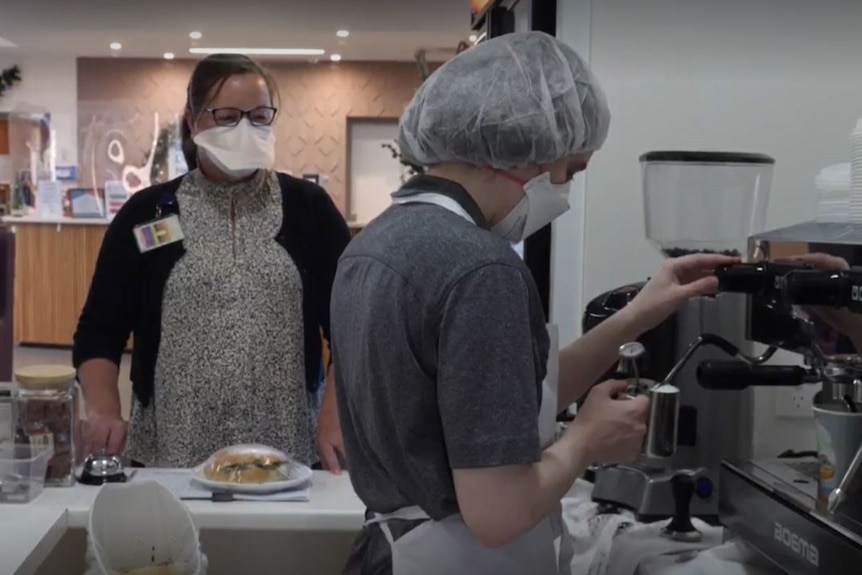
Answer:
[
  {"left": 582, "top": 151, "right": 779, "bottom": 521},
  {"left": 712, "top": 224, "right": 862, "bottom": 573}
]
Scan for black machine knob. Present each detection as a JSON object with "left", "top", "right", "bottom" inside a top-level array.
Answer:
[
  {"left": 697, "top": 361, "right": 810, "bottom": 390},
  {"left": 783, "top": 270, "right": 850, "bottom": 307},
  {"left": 716, "top": 263, "right": 771, "bottom": 294},
  {"left": 716, "top": 261, "right": 813, "bottom": 296},
  {"left": 662, "top": 473, "right": 702, "bottom": 543}
]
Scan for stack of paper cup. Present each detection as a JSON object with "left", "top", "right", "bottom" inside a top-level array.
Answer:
[
  {"left": 850, "top": 119, "right": 862, "bottom": 222},
  {"left": 816, "top": 163, "right": 851, "bottom": 222}
]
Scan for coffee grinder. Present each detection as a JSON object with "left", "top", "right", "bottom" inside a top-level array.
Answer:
[{"left": 581, "top": 151, "right": 776, "bottom": 521}]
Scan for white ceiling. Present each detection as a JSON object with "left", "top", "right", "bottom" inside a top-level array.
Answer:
[{"left": 0, "top": 0, "right": 472, "bottom": 61}]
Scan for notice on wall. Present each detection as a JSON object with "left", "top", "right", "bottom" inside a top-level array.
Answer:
[
  {"left": 36, "top": 180, "right": 64, "bottom": 218},
  {"left": 105, "top": 180, "right": 130, "bottom": 221}
]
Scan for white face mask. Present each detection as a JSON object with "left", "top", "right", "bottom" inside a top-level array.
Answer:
[
  {"left": 193, "top": 119, "right": 275, "bottom": 179},
  {"left": 491, "top": 172, "right": 572, "bottom": 242}
]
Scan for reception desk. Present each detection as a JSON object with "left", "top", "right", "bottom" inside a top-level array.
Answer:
[
  {"left": 5, "top": 216, "right": 365, "bottom": 347},
  {"left": 5, "top": 217, "right": 109, "bottom": 347}
]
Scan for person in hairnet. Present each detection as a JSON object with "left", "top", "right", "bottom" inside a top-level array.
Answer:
[{"left": 330, "top": 31, "right": 737, "bottom": 575}]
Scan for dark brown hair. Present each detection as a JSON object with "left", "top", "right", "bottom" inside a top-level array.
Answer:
[{"left": 181, "top": 54, "right": 280, "bottom": 170}]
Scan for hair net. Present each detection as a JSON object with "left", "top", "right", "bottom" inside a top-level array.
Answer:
[{"left": 398, "top": 31, "right": 610, "bottom": 169}]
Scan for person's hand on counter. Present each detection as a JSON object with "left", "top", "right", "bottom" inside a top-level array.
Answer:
[
  {"left": 316, "top": 370, "right": 346, "bottom": 474},
  {"left": 317, "top": 415, "right": 344, "bottom": 474},
  {"left": 78, "top": 358, "right": 128, "bottom": 456},
  {"left": 82, "top": 411, "right": 128, "bottom": 456}
]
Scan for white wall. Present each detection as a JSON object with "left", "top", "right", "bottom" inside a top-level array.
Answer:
[
  {"left": 551, "top": 0, "right": 590, "bottom": 348},
  {"left": 584, "top": 0, "right": 862, "bottom": 301},
  {"left": 0, "top": 53, "right": 78, "bottom": 168},
  {"left": 558, "top": 0, "right": 862, "bottom": 456}
]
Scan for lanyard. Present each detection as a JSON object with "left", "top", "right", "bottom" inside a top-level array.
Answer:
[{"left": 155, "top": 192, "right": 178, "bottom": 218}]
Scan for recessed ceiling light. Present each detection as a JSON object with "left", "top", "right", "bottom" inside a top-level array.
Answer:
[
  {"left": 164, "top": 52, "right": 175, "bottom": 60},
  {"left": 189, "top": 31, "right": 202, "bottom": 40},
  {"left": 330, "top": 54, "right": 342, "bottom": 62},
  {"left": 189, "top": 47, "right": 325, "bottom": 56},
  {"left": 110, "top": 42, "right": 122, "bottom": 50},
  {"left": 336, "top": 30, "right": 350, "bottom": 38},
  {"left": 468, "top": 34, "right": 478, "bottom": 43}
]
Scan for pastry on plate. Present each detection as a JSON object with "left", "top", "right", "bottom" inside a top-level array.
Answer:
[{"left": 203, "top": 448, "right": 288, "bottom": 484}]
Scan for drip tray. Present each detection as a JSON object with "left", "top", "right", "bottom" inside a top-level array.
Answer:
[{"left": 720, "top": 458, "right": 862, "bottom": 574}]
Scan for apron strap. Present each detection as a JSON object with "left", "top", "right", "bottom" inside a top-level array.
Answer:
[
  {"left": 366, "top": 505, "right": 431, "bottom": 525},
  {"left": 379, "top": 522, "right": 396, "bottom": 546},
  {"left": 365, "top": 505, "right": 431, "bottom": 544},
  {"left": 391, "top": 193, "right": 476, "bottom": 225}
]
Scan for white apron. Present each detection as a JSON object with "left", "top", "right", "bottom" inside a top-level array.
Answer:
[{"left": 366, "top": 193, "right": 574, "bottom": 575}]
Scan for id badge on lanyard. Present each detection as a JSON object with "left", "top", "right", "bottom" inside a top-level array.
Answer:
[{"left": 133, "top": 192, "right": 185, "bottom": 253}]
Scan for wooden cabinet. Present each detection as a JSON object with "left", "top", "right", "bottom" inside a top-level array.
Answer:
[
  {"left": 11, "top": 221, "right": 106, "bottom": 346},
  {"left": 0, "top": 118, "right": 9, "bottom": 155}
]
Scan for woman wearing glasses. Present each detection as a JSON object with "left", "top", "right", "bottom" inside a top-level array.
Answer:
[{"left": 73, "top": 54, "right": 351, "bottom": 471}]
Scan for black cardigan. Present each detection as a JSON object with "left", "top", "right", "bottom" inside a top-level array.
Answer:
[{"left": 72, "top": 172, "right": 352, "bottom": 407}]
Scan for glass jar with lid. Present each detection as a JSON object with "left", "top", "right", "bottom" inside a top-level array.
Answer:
[{"left": 13, "top": 365, "right": 78, "bottom": 486}]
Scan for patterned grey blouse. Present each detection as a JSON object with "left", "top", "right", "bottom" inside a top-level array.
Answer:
[{"left": 125, "top": 169, "right": 316, "bottom": 468}]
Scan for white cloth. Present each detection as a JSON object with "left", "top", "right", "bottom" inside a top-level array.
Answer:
[
  {"left": 562, "top": 487, "right": 781, "bottom": 575},
  {"left": 604, "top": 519, "right": 722, "bottom": 575},
  {"left": 564, "top": 494, "right": 638, "bottom": 575},
  {"left": 637, "top": 540, "right": 782, "bottom": 575}
]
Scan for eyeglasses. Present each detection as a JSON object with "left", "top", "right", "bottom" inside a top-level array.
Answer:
[{"left": 205, "top": 106, "right": 278, "bottom": 127}]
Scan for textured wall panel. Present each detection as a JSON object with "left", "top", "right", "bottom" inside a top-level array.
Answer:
[{"left": 77, "top": 58, "right": 425, "bottom": 212}]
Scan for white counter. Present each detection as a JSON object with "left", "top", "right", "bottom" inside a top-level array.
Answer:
[
  {"left": 2, "top": 215, "right": 110, "bottom": 226},
  {"left": 1, "top": 470, "right": 364, "bottom": 575},
  {"left": 2, "top": 216, "right": 366, "bottom": 228}
]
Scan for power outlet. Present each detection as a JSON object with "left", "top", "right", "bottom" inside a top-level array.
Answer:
[{"left": 774, "top": 385, "right": 819, "bottom": 418}]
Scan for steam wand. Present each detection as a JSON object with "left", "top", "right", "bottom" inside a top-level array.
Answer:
[{"left": 659, "top": 333, "right": 778, "bottom": 390}]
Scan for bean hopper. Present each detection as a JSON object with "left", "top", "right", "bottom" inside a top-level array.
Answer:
[{"left": 582, "top": 151, "right": 777, "bottom": 521}]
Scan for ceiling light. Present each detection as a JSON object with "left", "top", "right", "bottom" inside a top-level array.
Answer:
[
  {"left": 189, "top": 31, "right": 202, "bottom": 40},
  {"left": 110, "top": 42, "right": 122, "bottom": 50},
  {"left": 163, "top": 52, "right": 175, "bottom": 60},
  {"left": 336, "top": 30, "right": 350, "bottom": 38},
  {"left": 330, "top": 54, "right": 342, "bottom": 62},
  {"left": 189, "top": 47, "right": 325, "bottom": 56}
]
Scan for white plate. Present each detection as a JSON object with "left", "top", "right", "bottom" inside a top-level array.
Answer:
[{"left": 190, "top": 459, "right": 313, "bottom": 494}]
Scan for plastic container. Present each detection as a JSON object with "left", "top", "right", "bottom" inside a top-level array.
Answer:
[
  {"left": 816, "top": 163, "right": 851, "bottom": 223},
  {"left": 641, "top": 151, "right": 774, "bottom": 257},
  {"left": 13, "top": 365, "right": 79, "bottom": 486},
  {"left": 86, "top": 480, "right": 207, "bottom": 575},
  {"left": 849, "top": 119, "right": 862, "bottom": 222},
  {"left": 0, "top": 441, "right": 53, "bottom": 503},
  {"left": 0, "top": 383, "right": 14, "bottom": 444}
]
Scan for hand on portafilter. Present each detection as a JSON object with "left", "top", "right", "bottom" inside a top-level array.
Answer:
[
  {"left": 627, "top": 253, "right": 741, "bottom": 334},
  {"left": 786, "top": 253, "right": 862, "bottom": 350},
  {"left": 569, "top": 380, "right": 649, "bottom": 465}
]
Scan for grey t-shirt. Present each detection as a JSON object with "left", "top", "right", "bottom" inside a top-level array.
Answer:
[{"left": 330, "top": 176, "right": 550, "bottom": 521}]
